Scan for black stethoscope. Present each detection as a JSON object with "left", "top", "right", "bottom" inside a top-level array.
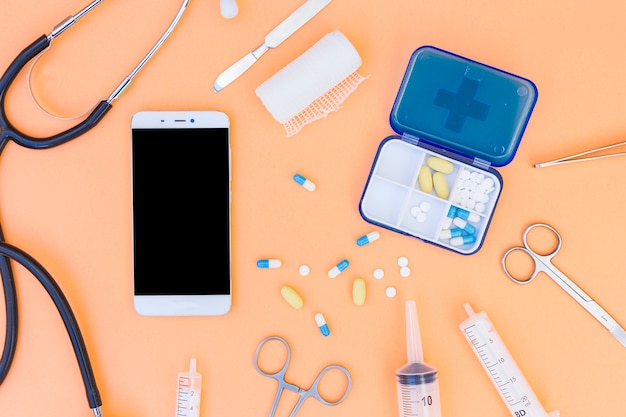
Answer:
[{"left": 0, "top": 1, "right": 189, "bottom": 415}]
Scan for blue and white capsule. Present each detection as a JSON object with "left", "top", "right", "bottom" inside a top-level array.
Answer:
[
  {"left": 328, "top": 259, "right": 349, "bottom": 278},
  {"left": 442, "top": 205, "right": 458, "bottom": 229},
  {"left": 357, "top": 231, "right": 380, "bottom": 246},
  {"left": 455, "top": 207, "right": 480, "bottom": 223},
  {"left": 439, "top": 228, "right": 465, "bottom": 240},
  {"left": 450, "top": 234, "right": 476, "bottom": 247},
  {"left": 452, "top": 217, "right": 476, "bottom": 235},
  {"left": 293, "top": 173, "right": 316, "bottom": 191},
  {"left": 315, "top": 313, "right": 330, "bottom": 336},
  {"left": 256, "top": 259, "right": 282, "bottom": 269}
]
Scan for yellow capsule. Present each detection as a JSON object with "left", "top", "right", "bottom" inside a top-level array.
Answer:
[
  {"left": 280, "top": 285, "right": 304, "bottom": 309},
  {"left": 352, "top": 278, "right": 366, "bottom": 306},
  {"left": 417, "top": 165, "right": 433, "bottom": 193},
  {"left": 432, "top": 172, "right": 449, "bottom": 199},
  {"left": 426, "top": 156, "right": 454, "bottom": 174}
]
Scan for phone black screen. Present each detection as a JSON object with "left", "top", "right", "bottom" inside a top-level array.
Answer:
[{"left": 132, "top": 127, "right": 230, "bottom": 295}]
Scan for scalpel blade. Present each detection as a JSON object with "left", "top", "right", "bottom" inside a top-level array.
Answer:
[
  {"left": 213, "top": 0, "right": 332, "bottom": 92},
  {"left": 610, "top": 324, "right": 626, "bottom": 348}
]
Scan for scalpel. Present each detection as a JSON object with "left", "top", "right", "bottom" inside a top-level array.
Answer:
[{"left": 213, "top": 0, "right": 332, "bottom": 92}]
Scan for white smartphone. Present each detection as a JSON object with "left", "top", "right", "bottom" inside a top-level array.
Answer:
[{"left": 131, "top": 111, "right": 232, "bottom": 316}]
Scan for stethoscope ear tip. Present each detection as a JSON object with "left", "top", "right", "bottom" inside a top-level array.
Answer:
[{"left": 220, "top": 0, "right": 239, "bottom": 18}]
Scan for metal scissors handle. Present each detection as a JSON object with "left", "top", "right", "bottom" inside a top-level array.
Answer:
[
  {"left": 254, "top": 336, "right": 352, "bottom": 417},
  {"left": 502, "top": 223, "right": 626, "bottom": 347}
]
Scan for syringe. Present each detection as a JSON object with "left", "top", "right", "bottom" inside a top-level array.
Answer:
[
  {"left": 176, "top": 358, "right": 202, "bottom": 417},
  {"left": 396, "top": 300, "right": 442, "bottom": 417},
  {"left": 459, "top": 303, "right": 560, "bottom": 417}
]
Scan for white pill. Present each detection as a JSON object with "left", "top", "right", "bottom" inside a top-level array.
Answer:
[
  {"left": 398, "top": 256, "right": 409, "bottom": 267},
  {"left": 419, "top": 201, "right": 431, "bottom": 212},
  {"left": 373, "top": 268, "right": 384, "bottom": 279},
  {"left": 299, "top": 265, "right": 310, "bottom": 276},
  {"left": 400, "top": 266, "right": 411, "bottom": 277},
  {"left": 385, "top": 286, "right": 397, "bottom": 298}
]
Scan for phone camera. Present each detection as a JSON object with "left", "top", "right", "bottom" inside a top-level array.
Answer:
[{"left": 190, "top": 118, "right": 195, "bottom": 123}]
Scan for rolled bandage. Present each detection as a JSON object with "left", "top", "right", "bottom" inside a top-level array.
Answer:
[{"left": 255, "top": 30, "right": 367, "bottom": 137}]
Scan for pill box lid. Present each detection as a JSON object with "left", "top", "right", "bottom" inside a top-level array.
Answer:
[{"left": 390, "top": 46, "right": 538, "bottom": 167}]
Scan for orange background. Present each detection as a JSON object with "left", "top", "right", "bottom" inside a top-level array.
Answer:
[{"left": 2, "top": 1, "right": 626, "bottom": 416}]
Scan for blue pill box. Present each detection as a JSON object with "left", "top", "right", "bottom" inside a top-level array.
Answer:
[{"left": 359, "top": 46, "right": 537, "bottom": 254}]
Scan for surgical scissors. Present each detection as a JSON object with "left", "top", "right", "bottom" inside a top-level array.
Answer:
[
  {"left": 502, "top": 223, "right": 626, "bottom": 348},
  {"left": 0, "top": 1, "right": 189, "bottom": 416},
  {"left": 254, "top": 336, "right": 352, "bottom": 417}
]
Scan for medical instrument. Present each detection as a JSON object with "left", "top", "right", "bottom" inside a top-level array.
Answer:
[
  {"left": 328, "top": 259, "right": 349, "bottom": 278},
  {"left": 459, "top": 303, "right": 560, "bottom": 417},
  {"left": 254, "top": 336, "right": 352, "bottom": 417},
  {"left": 220, "top": 0, "right": 239, "bottom": 18},
  {"left": 255, "top": 30, "right": 367, "bottom": 136},
  {"left": 314, "top": 313, "right": 330, "bottom": 336},
  {"left": 281, "top": 285, "right": 304, "bottom": 309},
  {"left": 534, "top": 139, "right": 626, "bottom": 167},
  {"left": 176, "top": 358, "right": 202, "bottom": 417},
  {"left": 293, "top": 173, "right": 317, "bottom": 191},
  {"left": 396, "top": 300, "right": 442, "bottom": 417},
  {"left": 0, "top": 1, "right": 189, "bottom": 415},
  {"left": 502, "top": 223, "right": 626, "bottom": 347},
  {"left": 213, "top": 0, "right": 332, "bottom": 93}
]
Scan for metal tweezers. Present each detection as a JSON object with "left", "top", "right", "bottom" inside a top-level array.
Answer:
[{"left": 534, "top": 140, "right": 626, "bottom": 168}]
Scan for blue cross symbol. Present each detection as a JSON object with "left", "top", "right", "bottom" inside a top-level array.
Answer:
[{"left": 434, "top": 77, "right": 490, "bottom": 132}]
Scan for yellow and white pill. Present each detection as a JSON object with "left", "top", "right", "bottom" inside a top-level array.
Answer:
[
  {"left": 352, "top": 278, "right": 366, "bottom": 306},
  {"left": 426, "top": 156, "right": 454, "bottom": 174},
  {"left": 280, "top": 285, "right": 303, "bottom": 309},
  {"left": 417, "top": 165, "right": 433, "bottom": 193},
  {"left": 432, "top": 171, "right": 449, "bottom": 199}
]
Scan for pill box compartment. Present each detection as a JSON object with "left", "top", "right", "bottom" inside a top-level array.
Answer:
[{"left": 359, "top": 46, "right": 537, "bottom": 255}]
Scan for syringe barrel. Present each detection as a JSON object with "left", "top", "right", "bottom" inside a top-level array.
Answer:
[
  {"left": 396, "top": 362, "right": 442, "bottom": 417},
  {"left": 176, "top": 360, "right": 202, "bottom": 417},
  {"left": 460, "top": 304, "right": 555, "bottom": 417}
]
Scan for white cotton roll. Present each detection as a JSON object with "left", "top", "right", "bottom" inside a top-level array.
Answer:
[{"left": 255, "top": 30, "right": 363, "bottom": 124}]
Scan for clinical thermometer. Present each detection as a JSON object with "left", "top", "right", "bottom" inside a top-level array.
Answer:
[
  {"left": 459, "top": 304, "right": 560, "bottom": 417},
  {"left": 176, "top": 358, "right": 202, "bottom": 417}
]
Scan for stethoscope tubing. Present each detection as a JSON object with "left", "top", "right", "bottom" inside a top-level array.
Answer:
[
  {"left": 0, "top": 1, "right": 189, "bottom": 414},
  {"left": 0, "top": 35, "right": 112, "bottom": 149},
  {"left": 0, "top": 237, "right": 101, "bottom": 410}
]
